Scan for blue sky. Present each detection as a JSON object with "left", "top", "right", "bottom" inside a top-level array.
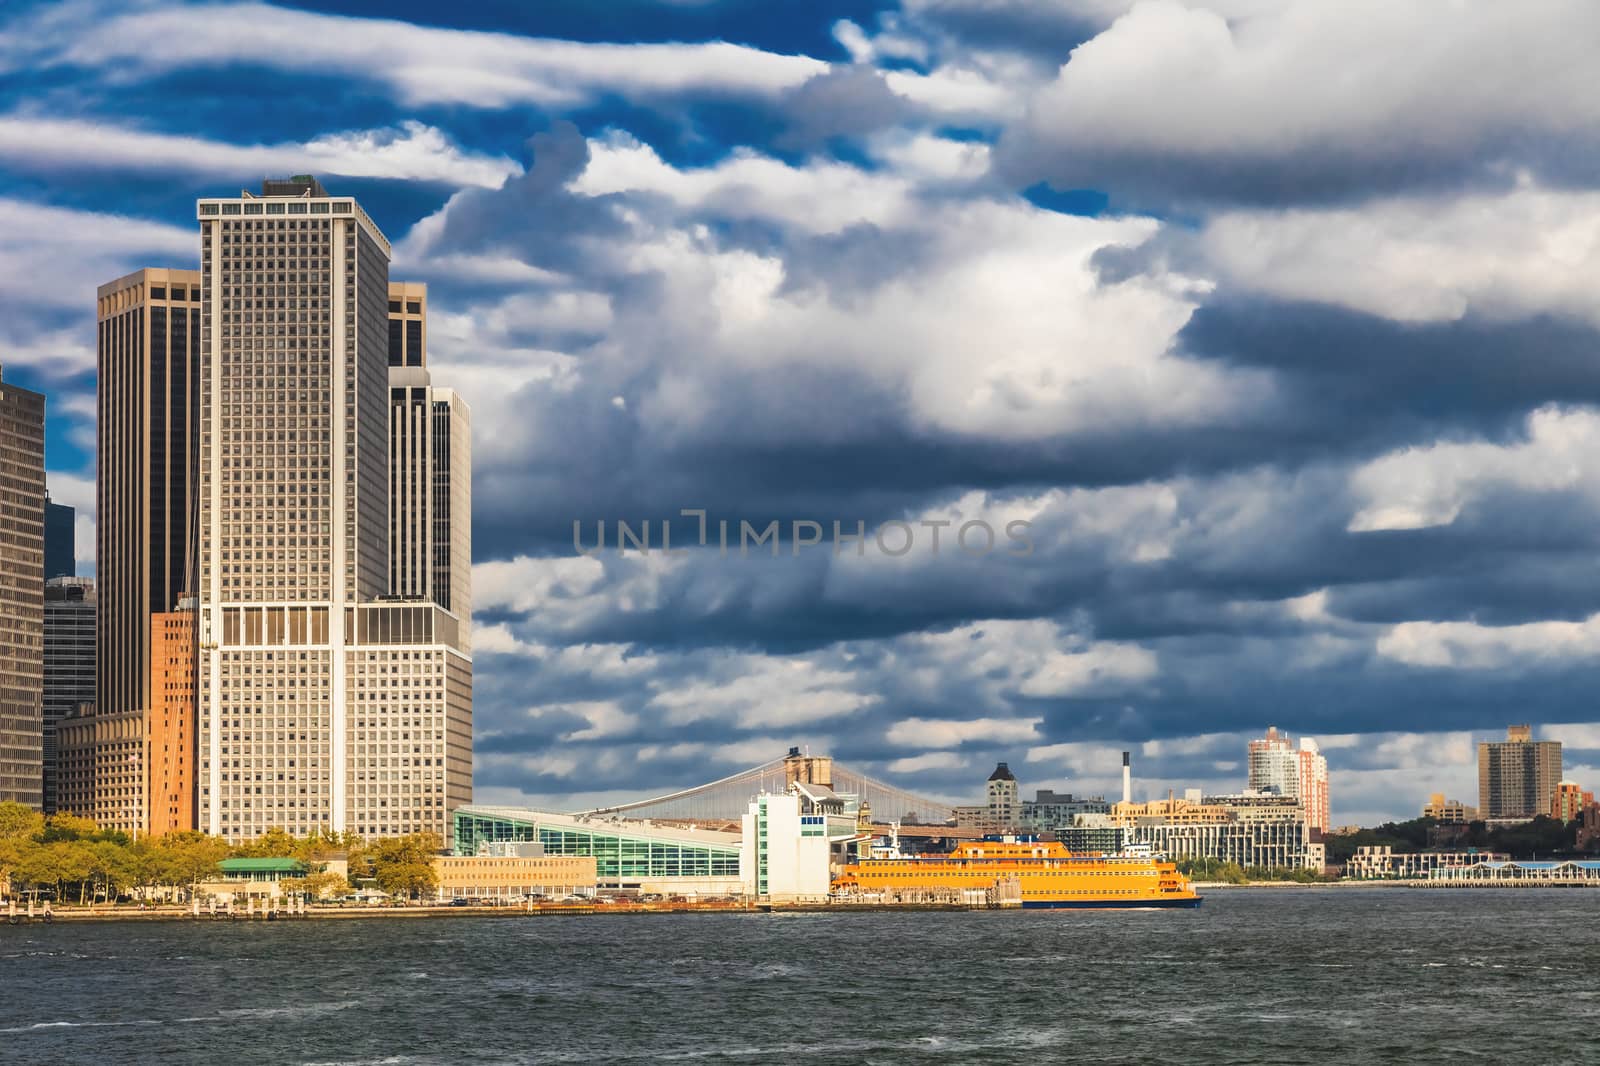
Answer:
[{"left": 5, "top": 0, "right": 1600, "bottom": 824}]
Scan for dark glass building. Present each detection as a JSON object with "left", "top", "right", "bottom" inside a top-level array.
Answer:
[
  {"left": 43, "top": 576, "right": 95, "bottom": 813},
  {"left": 44, "top": 493, "right": 75, "bottom": 580}
]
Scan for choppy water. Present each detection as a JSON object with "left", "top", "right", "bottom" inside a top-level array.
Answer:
[{"left": 2, "top": 889, "right": 1598, "bottom": 1065}]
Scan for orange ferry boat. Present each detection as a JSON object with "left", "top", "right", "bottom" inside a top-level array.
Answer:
[{"left": 834, "top": 838, "right": 1201, "bottom": 909}]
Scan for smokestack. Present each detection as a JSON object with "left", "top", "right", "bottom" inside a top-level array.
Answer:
[{"left": 1122, "top": 751, "right": 1131, "bottom": 805}]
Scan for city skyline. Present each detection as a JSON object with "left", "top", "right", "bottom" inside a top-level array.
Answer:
[{"left": 6, "top": 0, "right": 1600, "bottom": 827}]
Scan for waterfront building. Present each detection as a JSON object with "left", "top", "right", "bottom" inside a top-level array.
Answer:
[
  {"left": 148, "top": 605, "right": 197, "bottom": 835},
  {"left": 194, "top": 178, "right": 472, "bottom": 842},
  {"left": 452, "top": 807, "right": 744, "bottom": 896},
  {"left": 1427, "top": 859, "right": 1600, "bottom": 884},
  {"left": 432, "top": 851, "right": 598, "bottom": 902},
  {"left": 955, "top": 762, "right": 1022, "bottom": 832},
  {"left": 1246, "top": 727, "right": 1330, "bottom": 833},
  {"left": 1550, "top": 781, "right": 1591, "bottom": 823},
  {"left": 1019, "top": 790, "right": 1111, "bottom": 833},
  {"left": 44, "top": 494, "right": 75, "bottom": 580},
  {"left": 1478, "top": 725, "right": 1562, "bottom": 819},
  {"left": 43, "top": 577, "right": 95, "bottom": 813},
  {"left": 1057, "top": 821, "right": 1125, "bottom": 855},
  {"left": 0, "top": 365, "right": 46, "bottom": 807},
  {"left": 1109, "top": 793, "right": 1322, "bottom": 870},
  {"left": 1577, "top": 802, "right": 1600, "bottom": 851},
  {"left": 1346, "top": 846, "right": 1511, "bottom": 879},
  {"left": 740, "top": 791, "right": 831, "bottom": 902},
  {"left": 96, "top": 269, "right": 201, "bottom": 723},
  {"left": 196, "top": 857, "right": 308, "bottom": 905},
  {"left": 1421, "top": 793, "right": 1477, "bottom": 824}
]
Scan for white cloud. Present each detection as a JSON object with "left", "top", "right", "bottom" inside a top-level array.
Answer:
[
  {"left": 574, "top": 133, "right": 921, "bottom": 233},
  {"left": 0, "top": 117, "right": 519, "bottom": 188},
  {"left": 1202, "top": 182, "right": 1600, "bottom": 324},
  {"left": 886, "top": 751, "right": 966, "bottom": 774},
  {"left": 649, "top": 656, "right": 877, "bottom": 729},
  {"left": 886, "top": 715, "right": 1042, "bottom": 748},
  {"left": 48, "top": 2, "right": 826, "bottom": 108},
  {"left": 1377, "top": 615, "right": 1600, "bottom": 671},
  {"left": 1348, "top": 406, "right": 1600, "bottom": 532},
  {"left": 0, "top": 198, "right": 193, "bottom": 326},
  {"left": 1007, "top": 0, "right": 1600, "bottom": 179}
]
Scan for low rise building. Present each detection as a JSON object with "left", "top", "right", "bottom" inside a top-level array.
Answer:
[
  {"left": 452, "top": 806, "right": 743, "bottom": 896},
  {"left": 1346, "top": 846, "right": 1510, "bottom": 880},
  {"left": 1020, "top": 790, "right": 1110, "bottom": 833},
  {"left": 196, "top": 858, "right": 308, "bottom": 904},
  {"left": 1109, "top": 792, "right": 1322, "bottom": 870},
  {"left": 432, "top": 849, "right": 597, "bottom": 902},
  {"left": 1422, "top": 793, "right": 1477, "bottom": 824},
  {"left": 1432, "top": 859, "right": 1600, "bottom": 883}
]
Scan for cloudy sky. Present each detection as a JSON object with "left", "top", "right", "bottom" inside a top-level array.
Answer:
[{"left": 5, "top": 0, "right": 1599, "bottom": 826}]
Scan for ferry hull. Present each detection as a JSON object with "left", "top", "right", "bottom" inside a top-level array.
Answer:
[{"left": 1020, "top": 897, "right": 1202, "bottom": 910}]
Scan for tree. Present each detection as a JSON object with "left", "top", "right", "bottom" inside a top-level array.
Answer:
[
  {"left": 0, "top": 801, "right": 44, "bottom": 842},
  {"left": 367, "top": 833, "right": 442, "bottom": 901},
  {"left": 299, "top": 871, "right": 351, "bottom": 901},
  {"left": 39, "top": 812, "right": 101, "bottom": 843},
  {"left": 232, "top": 827, "right": 298, "bottom": 859},
  {"left": 154, "top": 832, "right": 228, "bottom": 897}
]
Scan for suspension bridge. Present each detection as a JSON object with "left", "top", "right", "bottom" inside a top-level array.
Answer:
[{"left": 575, "top": 750, "right": 956, "bottom": 825}]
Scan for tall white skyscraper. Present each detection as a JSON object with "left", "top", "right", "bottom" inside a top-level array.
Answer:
[{"left": 196, "top": 177, "right": 471, "bottom": 843}]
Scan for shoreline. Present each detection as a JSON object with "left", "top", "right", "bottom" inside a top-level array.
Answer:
[{"left": 8, "top": 880, "right": 1600, "bottom": 924}]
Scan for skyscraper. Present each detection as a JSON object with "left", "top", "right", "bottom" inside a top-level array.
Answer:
[
  {"left": 96, "top": 268, "right": 202, "bottom": 721},
  {"left": 1478, "top": 725, "right": 1562, "bottom": 819},
  {"left": 43, "top": 576, "right": 95, "bottom": 813},
  {"left": 1246, "top": 726, "right": 1329, "bottom": 833},
  {"left": 1247, "top": 726, "right": 1298, "bottom": 796},
  {"left": 44, "top": 493, "right": 75, "bottom": 580},
  {"left": 1295, "top": 738, "right": 1329, "bottom": 835},
  {"left": 387, "top": 283, "right": 471, "bottom": 627},
  {"left": 0, "top": 364, "right": 46, "bottom": 807},
  {"left": 196, "top": 178, "right": 471, "bottom": 842}
]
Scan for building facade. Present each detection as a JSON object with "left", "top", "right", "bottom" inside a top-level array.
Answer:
[
  {"left": 1020, "top": 790, "right": 1111, "bottom": 833},
  {"left": 0, "top": 365, "right": 46, "bottom": 807},
  {"left": 44, "top": 494, "right": 75, "bottom": 580},
  {"left": 1421, "top": 793, "right": 1477, "bottom": 823},
  {"left": 432, "top": 852, "right": 598, "bottom": 902},
  {"left": 452, "top": 807, "right": 743, "bottom": 896},
  {"left": 956, "top": 762, "right": 1022, "bottom": 832},
  {"left": 57, "top": 707, "right": 145, "bottom": 831},
  {"left": 1110, "top": 793, "right": 1323, "bottom": 870},
  {"left": 43, "top": 576, "right": 95, "bottom": 813},
  {"left": 740, "top": 791, "right": 831, "bottom": 902},
  {"left": 1478, "top": 725, "right": 1562, "bottom": 819},
  {"left": 96, "top": 269, "right": 201, "bottom": 723},
  {"left": 1551, "top": 781, "right": 1591, "bottom": 823},
  {"left": 1346, "top": 846, "right": 1511, "bottom": 880},
  {"left": 1245, "top": 726, "right": 1329, "bottom": 833},
  {"left": 148, "top": 605, "right": 197, "bottom": 836},
  {"left": 387, "top": 283, "right": 471, "bottom": 624},
  {"left": 194, "top": 178, "right": 471, "bottom": 842}
]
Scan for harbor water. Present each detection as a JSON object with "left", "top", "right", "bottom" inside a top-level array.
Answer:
[{"left": 2, "top": 888, "right": 1598, "bottom": 1065}]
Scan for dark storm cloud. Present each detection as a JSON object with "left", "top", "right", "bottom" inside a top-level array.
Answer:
[
  {"left": 434, "top": 123, "right": 626, "bottom": 274},
  {"left": 773, "top": 66, "right": 911, "bottom": 150}
]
